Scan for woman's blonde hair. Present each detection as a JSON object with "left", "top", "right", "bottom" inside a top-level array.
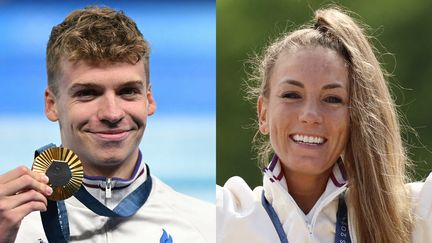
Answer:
[{"left": 247, "top": 7, "right": 412, "bottom": 242}]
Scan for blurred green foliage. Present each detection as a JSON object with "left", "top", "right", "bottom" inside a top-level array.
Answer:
[{"left": 217, "top": 0, "right": 432, "bottom": 187}]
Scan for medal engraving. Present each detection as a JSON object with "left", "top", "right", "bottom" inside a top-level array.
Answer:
[
  {"left": 46, "top": 160, "right": 72, "bottom": 187},
  {"left": 32, "top": 147, "right": 83, "bottom": 201}
]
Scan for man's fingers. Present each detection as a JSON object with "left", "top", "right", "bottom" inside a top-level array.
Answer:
[
  {"left": 0, "top": 166, "right": 48, "bottom": 185},
  {"left": 0, "top": 166, "right": 29, "bottom": 184},
  {"left": 0, "top": 174, "right": 52, "bottom": 197},
  {"left": 2, "top": 201, "right": 47, "bottom": 226},
  {"left": 0, "top": 190, "right": 48, "bottom": 212},
  {"left": 0, "top": 167, "right": 50, "bottom": 242}
]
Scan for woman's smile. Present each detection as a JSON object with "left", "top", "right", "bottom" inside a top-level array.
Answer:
[{"left": 290, "top": 134, "right": 327, "bottom": 145}]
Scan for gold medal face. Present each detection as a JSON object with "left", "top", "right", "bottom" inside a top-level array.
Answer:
[{"left": 32, "top": 147, "right": 83, "bottom": 201}]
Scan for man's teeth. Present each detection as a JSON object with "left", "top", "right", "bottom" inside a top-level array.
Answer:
[{"left": 292, "top": 134, "right": 324, "bottom": 144}]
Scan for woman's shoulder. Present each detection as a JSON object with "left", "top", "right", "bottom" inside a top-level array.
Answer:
[
  {"left": 407, "top": 173, "right": 432, "bottom": 212},
  {"left": 407, "top": 173, "right": 432, "bottom": 242},
  {"left": 216, "top": 177, "right": 279, "bottom": 242},
  {"left": 217, "top": 176, "right": 263, "bottom": 213}
]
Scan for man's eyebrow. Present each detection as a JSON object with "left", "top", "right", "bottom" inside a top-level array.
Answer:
[
  {"left": 118, "top": 80, "right": 145, "bottom": 88},
  {"left": 68, "top": 83, "right": 101, "bottom": 95},
  {"left": 68, "top": 81, "right": 145, "bottom": 93}
]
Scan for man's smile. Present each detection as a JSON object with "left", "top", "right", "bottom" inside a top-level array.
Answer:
[{"left": 87, "top": 129, "right": 133, "bottom": 142}]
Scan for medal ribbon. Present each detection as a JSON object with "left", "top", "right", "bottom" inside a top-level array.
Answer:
[{"left": 261, "top": 191, "right": 351, "bottom": 243}]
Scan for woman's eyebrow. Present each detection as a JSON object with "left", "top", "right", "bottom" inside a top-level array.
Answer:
[
  {"left": 323, "top": 83, "right": 344, "bottom": 90},
  {"left": 279, "top": 79, "right": 303, "bottom": 88}
]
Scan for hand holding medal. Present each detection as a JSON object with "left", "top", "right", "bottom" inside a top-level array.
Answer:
[{"left": 32, "top": 147, "right": 83, "bottom": 201}]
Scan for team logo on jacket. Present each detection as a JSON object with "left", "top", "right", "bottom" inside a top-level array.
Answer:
[{"left": 160, "top": 229, "right": 173, "bottom": 243}]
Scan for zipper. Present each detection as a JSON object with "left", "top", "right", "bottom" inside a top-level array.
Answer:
[
  {"left": 106, "top": 178, "right": 112, "bottom": 199},
  {"left": 105, "top": 178, "right": 112, "bottom": 242},
  {"left": 310, "top": 185, "right": 347, "bottom": 228},
  {"left": 272, "top": 183, "right": 312, "bottom": 234},
  {"left": 271, "top": 176, "right": 347, "bottom": 239}
]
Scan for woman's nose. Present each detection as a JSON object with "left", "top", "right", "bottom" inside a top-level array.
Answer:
[{"left": 298, "top": 100, "right": 323, "bottom": 125}]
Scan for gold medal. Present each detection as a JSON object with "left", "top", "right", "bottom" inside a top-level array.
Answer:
[{"left": 32, "top": 147, "right": 83, "bottom": 201}]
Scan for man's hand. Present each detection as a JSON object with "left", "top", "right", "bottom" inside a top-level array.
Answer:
[{"left": 0, "top": 166, "right": 52, "bottom": 243}]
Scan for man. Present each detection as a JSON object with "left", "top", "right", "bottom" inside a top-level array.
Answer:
[{"left": 0, "top": 6, "right": 214, "bottom": 243}]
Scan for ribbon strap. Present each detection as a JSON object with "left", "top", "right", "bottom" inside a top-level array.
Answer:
[
  {"left": 40, "top": 200, "right": 68, "bottom": 242},
  {"left": 335, "top": 193, "right": 350, "bottom": 242},
  {"left": 261, "top": 192, "right": 289, "bottom": 243},
  {"left": 261, "top": 191, "right": 351, "bottom": 243},
  {"left": 73, "top": 169, "right": 152, "bottom": 217}
]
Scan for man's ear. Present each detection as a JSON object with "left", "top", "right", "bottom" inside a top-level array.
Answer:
[
  {"left": 45, "top": 88, "right": 59, "bottom": 121},
  {"left": 146, "top": 85, "right": 156, "bottom": 116},
  {"left": 257, "top": 95, "right": 269, "bottom": 135}
]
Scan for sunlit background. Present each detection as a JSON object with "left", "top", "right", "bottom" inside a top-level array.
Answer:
[{"left": 0, "top": 0, "right": 215, "bottom": 202}]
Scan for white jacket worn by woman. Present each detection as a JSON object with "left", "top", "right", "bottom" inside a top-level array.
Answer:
[{"left": 217, "top": 157, "right": 431, "bottom": 243}]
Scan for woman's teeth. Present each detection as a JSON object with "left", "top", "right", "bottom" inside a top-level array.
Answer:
[{"left": 292, "top": 134, "right": 325, "bottom": 144}]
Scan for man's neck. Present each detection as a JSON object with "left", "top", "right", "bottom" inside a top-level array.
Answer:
[
  {"left": 284, "top": 168, "right": 332, "bottom": 214},
  {"left": 83, "top": 152, "right": 139, "bottom": 179}
]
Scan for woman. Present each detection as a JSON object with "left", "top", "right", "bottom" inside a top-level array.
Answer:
[{"left": 217, "top": 7, "right": 415, "bottom": 242}]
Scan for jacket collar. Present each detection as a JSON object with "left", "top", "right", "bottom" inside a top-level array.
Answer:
[
  {"left": 262, "top": 155, "right": 348, "bottom": 226},
  {"left": 82, "top": 150, "right": 147, "bottom": 190},
  {"left": 263, "top": 155, "right": 347, "bottom": 190}
]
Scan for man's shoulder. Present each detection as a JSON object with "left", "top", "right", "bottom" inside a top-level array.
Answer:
[
  {"left": 148, "top": 175, "right": 215, "bottom": 242},
  {"left": 150, "top": 175, "right": 214, "bottom": 209}
]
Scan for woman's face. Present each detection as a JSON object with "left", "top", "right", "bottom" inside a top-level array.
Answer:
[{"left": 258, "top": 46, "right": 349, "bottom": 178}]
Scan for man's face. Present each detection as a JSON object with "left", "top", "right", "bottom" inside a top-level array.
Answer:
[{"left": 45, "top": 59, "right": 156, "bottom": 178}]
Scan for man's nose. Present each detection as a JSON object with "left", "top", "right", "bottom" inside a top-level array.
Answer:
[{"left": 97, "top": 93, "right": 125, "bottom": 125}]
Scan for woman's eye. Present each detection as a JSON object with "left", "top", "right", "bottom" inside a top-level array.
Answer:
[
  {"left": 324, "top": 96, "right": 342, "bottom": 104},
  {"left": 281, "top": 92, "right": 301, "bottom": 99}
]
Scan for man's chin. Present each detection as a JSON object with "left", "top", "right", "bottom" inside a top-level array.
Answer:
[
  {"left": 93, "top": 154, "right": 126, "bottom": 166},
  {"left": 82, "top": 156, "right": 127, "bottom": 177}
]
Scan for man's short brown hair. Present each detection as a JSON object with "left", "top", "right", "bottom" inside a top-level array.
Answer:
[{"left": 46, "top": 6, "right": 150, "bottom": 95}]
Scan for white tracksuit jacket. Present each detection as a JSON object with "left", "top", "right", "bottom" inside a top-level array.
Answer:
[
  {"left": 217, "top": 158, "right": 432, "bottom": 243},
  {"left": 16, "top": 159, "right": 215, "bottom": 243}
]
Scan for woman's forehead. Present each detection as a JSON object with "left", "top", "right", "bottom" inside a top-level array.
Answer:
[{"left": 269, "top": 47, "right": 349, "bottom": 88}]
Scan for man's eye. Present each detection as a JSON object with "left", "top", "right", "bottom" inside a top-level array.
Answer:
[
  {"left": 120, "top": 88, "right": 141, "bottom": 97},
  {"left": 75, "top": 89, "right": 97, "bottom": 99},
  {"left": 281, "top": 92, "right": 301, "bottom": 99},
  {"left": 324, "top": 96, "right": 342, "bottom": 104}
]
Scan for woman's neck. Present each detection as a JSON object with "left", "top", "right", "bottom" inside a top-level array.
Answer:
[{"left": 284, "top": 169, "right": 332, "bottom": 214}]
